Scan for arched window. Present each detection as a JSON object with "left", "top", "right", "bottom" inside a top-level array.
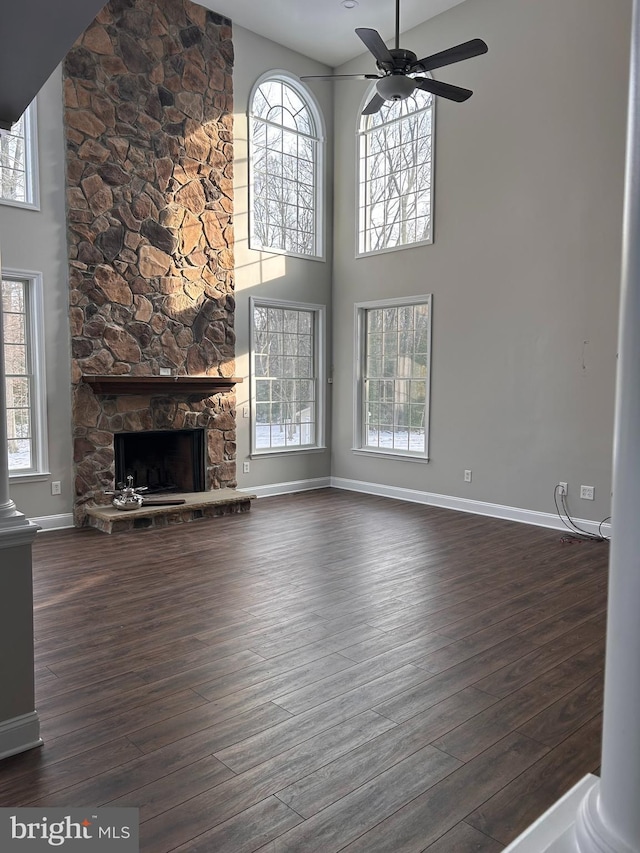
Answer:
[
  {"left": 249, "top": 73, "right": 324, "bottom": 259},
  {"left": 358, "top": 89, "right": 434, "bottom": 255}
]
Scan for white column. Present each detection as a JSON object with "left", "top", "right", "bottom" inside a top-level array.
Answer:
[
  {"left": 572, "top": 0, "right": 640, "bottom": 848},
  {"left": 502, "top": 3, "right": 640, "bottom": 852}
]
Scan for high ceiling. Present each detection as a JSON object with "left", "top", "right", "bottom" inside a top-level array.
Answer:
[
  {"left": 201, "top": 0, "right": 468, "bottom": 67},
  {"left": 0, "top": 0, "right": 468, "bottom": 129}
]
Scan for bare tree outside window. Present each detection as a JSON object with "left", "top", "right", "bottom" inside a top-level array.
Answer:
[
  {"left": 2, "top": 278, "right": 34, "bottom": 470},
  {"left": 250, "top": 77, "right": 322, "bottom": 257},
  {"left": 356, "top": 297, "right": 432, "bottom": 458},
  {"left": 0, "top": 103, "right": 37, "bottom": 207},
  {"left": 358, "top": 90, "right": 433, "bottom": 254},
  {"left": 251, "top": 301, "right": 324, "bottom": 452}
]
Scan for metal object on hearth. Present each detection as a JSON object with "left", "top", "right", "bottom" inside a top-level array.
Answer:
[{"left": 104, "top": 475, "right": 147, "bottom": 511}]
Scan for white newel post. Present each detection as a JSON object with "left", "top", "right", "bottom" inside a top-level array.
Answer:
[
  {"left": 0, "top": 241, "right": 42, "bottom": 759},
  {"left": 503, "top": 3, "right": 640, "bottom": 852},
  {"left": 572, "top": 0, "right": 640, "bottom": 847}
]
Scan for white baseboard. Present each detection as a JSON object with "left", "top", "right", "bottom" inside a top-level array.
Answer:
[
  {"left": 39, "top": 476, "right": 604, "bottom": 536},
  {"left": 0, "top": 711, "right": 43, "bottom": 761},
  {"left": 501, "top": 774, "right": 598, "bottom": 852},
  {"left": 31, "top": 513, "right": 75, "bottom": 532},
  {"left": 330, "top": 478, "right": 611, "bottom": 536},
  {"left": 239, "top": 477, "right": 332, "bottom": 499}
]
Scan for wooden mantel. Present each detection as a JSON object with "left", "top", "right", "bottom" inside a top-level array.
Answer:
[{"left": 83, "top": 375, "right": 242, "bottom": 397}]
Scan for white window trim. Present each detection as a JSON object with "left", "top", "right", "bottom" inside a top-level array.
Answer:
[
  {"left": 248, "top": 70, "right": 326, "bottom": 262},
  {"left": 0, "top": 101, "right": 40, "bottom": 211},
  {"left": 355, "top": 85, "right": 435, "bottom": 259},
  {"left": 353, "top": 294, "right": 432, "bottom": 461},
  {"left": 250, "top": 295, "right": 326, "bottom": 457},
  {"left": 2, "top": 268, "right": 49, "bottom": 480}
]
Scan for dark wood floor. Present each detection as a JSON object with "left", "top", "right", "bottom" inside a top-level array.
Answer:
[{"left": 0, "top": 489, "right": 607, "bottom": 852}]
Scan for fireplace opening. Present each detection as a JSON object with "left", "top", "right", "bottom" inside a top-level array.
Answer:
[{"left": 114, "top": 429, "right": 206, "bottom": 493}]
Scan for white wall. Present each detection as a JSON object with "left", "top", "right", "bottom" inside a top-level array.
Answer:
[
  {"left": 3, "top": 68, "right": 73, "bottom": 523},
  {"left": 232, "top": 26, "right": 334, "bottom": 491},
  {"left": 330, "top": 0, "right": 630, "bottom": 523}
]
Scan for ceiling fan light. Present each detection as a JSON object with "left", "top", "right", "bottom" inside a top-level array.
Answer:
[{"left": 376, "top": 74, "right": 416, "bottom": 101}]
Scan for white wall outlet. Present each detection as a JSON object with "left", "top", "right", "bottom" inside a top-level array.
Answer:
[
  {"left": 51, "top": 481, "right": 61, "bottom": 495},
  {"left": 242, "top": 406, "right": 249, "bottom": 418},
  {"left": 580, "top": 485, "right": 595, "bottom": 500},
  {"left": 464, "top": 470, "right": 472, "bottom": 483},
  {"left": 159, "top": 367, "right": 172, "bottom": 376},
  {"left": 243, "top": 461, "right": 250, "bottom": 474},
  {"left": 558, "top": 482, "right": 568, "bottom": 496}
]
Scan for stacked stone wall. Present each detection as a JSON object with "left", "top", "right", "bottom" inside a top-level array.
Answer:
[{"left": 64, "top": 0, "right": 236, "bottom": 524}]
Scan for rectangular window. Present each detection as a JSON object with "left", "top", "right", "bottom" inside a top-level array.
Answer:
[
  {"left": 2, "top": 271, "right": 47, "bottom": 476},
  {"left": 250, "top": 298, "right": 325, "bottom": 454},
  {"left": 354, "top": 296, "right": 432, "bottom": 459},
  {"left": 0, "top": 101, "right": 39, "bottom": 209},
  {"left": 357, "top": 93, "right": 433, "bottom": 256}
]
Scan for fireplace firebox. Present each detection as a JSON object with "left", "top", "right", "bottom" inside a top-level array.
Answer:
[{"left": 114, "top": 429, "right": 206, "bottom": 493}]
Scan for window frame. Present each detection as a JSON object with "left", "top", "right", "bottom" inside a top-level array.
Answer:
[
  {"left": 2, "top": 268, "right": 49, "bottom": 480},
  {"left": 356, "top": 86, "right": 435, "bottom": 258},
  {"left": 0, "top": 101, "right": 40, "bottom": 211},
  {"left": 248, "top": 70, "right": 325, "bottom": 261},
  {"left": 353, "top": 294, "right": 433, "bottom": 461},
  {"left": 249, "top": 296, "right": 326, "bottom": 457}
]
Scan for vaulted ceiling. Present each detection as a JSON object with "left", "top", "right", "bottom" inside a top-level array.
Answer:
[
  {"left": 200, "top": 0, "right": 468, "bottom": 66},
  {"left": 0, "top": 0, "right": 467, "bottom": 129}
]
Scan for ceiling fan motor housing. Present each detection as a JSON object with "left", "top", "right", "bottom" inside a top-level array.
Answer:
[{"left": 375, "top": 47, "right": 420, "bottom": 101}]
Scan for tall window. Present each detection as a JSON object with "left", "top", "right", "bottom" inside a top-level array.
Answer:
[
  {"left": 355, "top": 296, "right": 432, "bottom": 458},
  {"left": 0, "top": 102, "right": 39, "bottom": 209},
  {"left": 358, "top": 89, "right": 433, "bottom": 255},
  {"left": 249, "top": 74, "right": 324, "bottom": 258},
  {"left": 2, "top": 271, "right": 47, "bottom": 475},
  {"left": 251, "top": 298, "right": 325, "bottom": 454}
]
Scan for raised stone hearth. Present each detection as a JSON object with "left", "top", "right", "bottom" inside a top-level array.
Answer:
[
  {"left": 64, "top": 0, "right": 237, "bottom": 526},
  {"left": 86, "top": 489, "right": 255, "bottom": 534}
]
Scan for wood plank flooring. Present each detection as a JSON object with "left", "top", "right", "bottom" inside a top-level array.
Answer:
[{"left": 0, "top": 489, "right": 608, "bottom": 852}]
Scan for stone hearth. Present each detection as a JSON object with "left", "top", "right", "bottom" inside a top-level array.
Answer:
[
  {"left": 86, "top": 488, "right": 255, "bottom": 534},
  {"left": 64, "top": 0, "right": 237, "bottom": 526}
]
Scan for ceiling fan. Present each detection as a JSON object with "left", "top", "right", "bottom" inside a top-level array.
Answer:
[{"left": 302, "top": 0, "right": 488, "bottom": 115}]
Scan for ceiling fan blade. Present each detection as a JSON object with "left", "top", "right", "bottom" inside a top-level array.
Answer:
[
  {"left": 300, "top": 74, "right": 380, "bottom": 81},
  {"left": 362, "top": 93, "right": 386, "bottom": 115},
  {"left": 411, "top": 38, "right": 488, "bottom": 73},
  {"left": 355, "top": 28, "right": 394, "bottom": 66},
  {"left": 413, "top": 77, "right": 473, "bottom": 102}
]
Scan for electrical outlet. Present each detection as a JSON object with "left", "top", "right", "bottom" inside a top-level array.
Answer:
[
  {"left": 580, "top": 485, "right": 595, "bottom": 500},
  {"left": 243, "top": 461, "right": 250, "bottom": 474},
  {"left": 51, "top": 481, "right": 61, "bottom": 495},
  {"left": 242, "top": 407, "right": 249, "bottom": 418},
  {"left": 159, "top": 367, "right": 172, "bottom": 376},
  {"left": 558, "top": 482, "right": 568, "bottom": 496},
  {"left": 464, "top": 470, "right": 472, "bottom": 483}
]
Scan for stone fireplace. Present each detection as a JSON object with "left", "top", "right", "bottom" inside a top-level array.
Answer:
[{"left": 64, "top": 0, "right": 237, "bottom": 525}]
